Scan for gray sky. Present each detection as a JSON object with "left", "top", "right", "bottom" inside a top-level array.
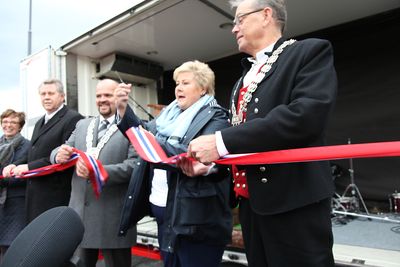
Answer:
[{"left": 0, "top": 0, "right": 142, "bottom": 110}]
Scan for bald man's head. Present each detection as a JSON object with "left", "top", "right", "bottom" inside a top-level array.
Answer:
[{"left": 95, "top": 79, "right": 119, "bottom": 118}]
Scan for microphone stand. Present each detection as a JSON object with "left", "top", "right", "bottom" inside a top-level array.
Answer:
[
  {"left": 342, "top": 138, "right": 369, "bottom": 215},
  {"left": 114, "top": 71, "right": 154, "bottom": 120}
]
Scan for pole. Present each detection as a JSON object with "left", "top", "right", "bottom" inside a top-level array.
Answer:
[
  {"left": 348, "top": 138, "right": 356, "bottom": 196},
  {"left": 28, "top": 0, "right": 32, "bottom": 55}
]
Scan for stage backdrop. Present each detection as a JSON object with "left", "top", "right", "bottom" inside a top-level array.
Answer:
[
  {"left": 160, "top": 8, "right": 400, "bottom": 211},
  {"left": 318, "top": 8, "right": 400, "bottom": 210}
]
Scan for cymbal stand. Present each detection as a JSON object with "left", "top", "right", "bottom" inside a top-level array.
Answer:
[{"left": 342, "top": 138, "right": 369, "bottom": 214}]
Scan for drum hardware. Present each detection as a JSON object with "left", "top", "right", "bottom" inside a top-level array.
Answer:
[
  {"left": 338, "top": 196, "right": 358, "bottom": 212},
  {"left": 331, "top": 193, "right": 359, "bottom": 213},
  {"left": 341, "top": 138, "right": 370, "bottom": 214},
  {"left": 332, "top": 193, "right": 346, "bottom": 211},
  {"left": 389, "top": 191, "right": 400, "bottom": 213}
]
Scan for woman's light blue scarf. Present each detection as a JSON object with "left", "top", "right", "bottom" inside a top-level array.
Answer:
[{"left": 156, "top": 95, "right": 214, "bottom": 145}]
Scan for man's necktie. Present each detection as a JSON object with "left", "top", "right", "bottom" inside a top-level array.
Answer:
[
  {"left": 44, "top": 115, "right": 50, "bottom": 124},
  {"left": 97, "top": 120, "right": 109, "bottom": 141}
]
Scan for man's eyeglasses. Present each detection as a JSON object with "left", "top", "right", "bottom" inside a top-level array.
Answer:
[{"left": 233, "top": 8, "right": 264, "bottom": 26}]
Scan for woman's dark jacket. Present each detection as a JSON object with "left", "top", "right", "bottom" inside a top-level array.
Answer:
[
  {"left": 0, "top": 137, "right": 31, "bottom": 198},
  {"left": 117, "top": 103, "right": 233, "bottom": 253}
]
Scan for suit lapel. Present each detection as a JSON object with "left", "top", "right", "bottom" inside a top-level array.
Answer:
[
  {"left": 32, "top": 106, "right": 67, "bottom": 144},
  {"left": 184, "top": 106, "right": 215, "bottom": 143},
  {"left": 257, "top": 37, "right": 286, "bottom": 84},
  {"left": 31, "top": 117, "right": 46, "bottom": 145}
]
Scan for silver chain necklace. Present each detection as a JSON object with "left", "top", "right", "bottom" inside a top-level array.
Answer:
[
  {"left": 231, "top": 39, "right": 296, "bottom": 126},
  {"left": 86, "top": 118, "right": 118, "bottom": 159}
]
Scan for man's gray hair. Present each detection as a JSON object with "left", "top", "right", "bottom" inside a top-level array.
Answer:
[
  {"left": 229, "top": 0, "right": 287, "bottom": 33},
  {"left": 38, "top": 78, "right": 65, "bottom": 95}
]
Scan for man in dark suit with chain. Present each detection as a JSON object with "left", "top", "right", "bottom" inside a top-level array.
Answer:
[
  {"left": 3, "top": 78, "right": 83, "bottom": 223},
  {"left": 183, "top": 0, "right": 337, "bottom": 266}
]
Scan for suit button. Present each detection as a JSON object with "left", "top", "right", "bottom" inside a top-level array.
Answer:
[
  {"left": 259, "top": 166, "right": 266, "bottom": 172},
  {"left": 261, "top": 178, "right": 268, "bottom": 183},
  {"left": 254, "top": 108, "right": 259, "bottom": 114},
  {"left": 255, "top": 98, "right": 259, "bottom": 103},
  {"left": 128, "top": 195, "right": 133, "bottom": 199},
  {"left": 86, "top": 180, "right": 91, "bottom": 184}
]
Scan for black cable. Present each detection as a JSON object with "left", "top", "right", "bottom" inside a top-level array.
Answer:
[
  {"left": 390, "top": 225, "right": 400, "bottom": 234},
  {"left": 114, "top": 71, "right": 154, "bottom": 120}
]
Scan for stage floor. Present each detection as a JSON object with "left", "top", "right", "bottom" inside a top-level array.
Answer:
[
  {"left": 97, "top": 213, "right": 400, "bottom": 267},
  {"left": 332, "top": 212, "right": 400, "bottom": 266}
]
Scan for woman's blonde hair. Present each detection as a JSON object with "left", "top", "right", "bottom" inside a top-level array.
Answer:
[{"left": 173, "top": 60, "right": 215, "bottom": 96}]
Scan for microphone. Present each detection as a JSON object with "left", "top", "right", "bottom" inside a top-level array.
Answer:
[{"left": 1, "top": 206, "right": 84, "bottom": 267}]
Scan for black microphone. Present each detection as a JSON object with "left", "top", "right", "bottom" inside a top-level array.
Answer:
[{"left": 1, "top": 206, "right": 84, "bottom": 267}]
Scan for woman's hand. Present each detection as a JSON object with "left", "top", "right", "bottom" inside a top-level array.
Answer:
[
  {"left": 2, "top": 164, "right": 16, "bottom": 177},
  {"left": 10, "top": 164, "right": 29, "bottom": 176},
  {"left": 176, "top": 156, "right": 213, "bottom": 177}
]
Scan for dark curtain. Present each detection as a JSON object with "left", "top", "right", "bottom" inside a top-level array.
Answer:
[
  {"left": 160, "top": 8, "right": 400, "bottom": 211},
  {"left": 316, "top": 9, "right": 400, "bottom": 210}
]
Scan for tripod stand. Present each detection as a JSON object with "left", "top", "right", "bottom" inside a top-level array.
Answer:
[{"left": 342, "top": 138, "right": 369, "bottom": 214}]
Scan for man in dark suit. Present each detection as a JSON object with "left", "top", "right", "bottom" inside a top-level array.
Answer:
[
  {"left": 3, "top": 79, "right": 83, "bottom": 223},
  {"left": 184, "top": 0, "right": 337, "bottom": 266}
]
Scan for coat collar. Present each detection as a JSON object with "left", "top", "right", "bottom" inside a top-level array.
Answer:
[{"left": 31, "top": 105, "right": 68, "bottom": 144}]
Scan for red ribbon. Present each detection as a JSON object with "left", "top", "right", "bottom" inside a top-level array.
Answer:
[
  {"left": 125, "top": 127, "right": 400, "bottom": 165},
  {"left": 0, "top": 149, "right": 108, "bottom": 197},
  {"left": 73, "top": 148, "right": 108, "bottom": 198},
  {"left": 214, "top": 141, "right": 400, "bottom": 165},
  {"left": 0, "top": 156, "right": 78, "bottom": 180},
  {"left": 145, "top": 141, "right": 400, "bottom": 165}
]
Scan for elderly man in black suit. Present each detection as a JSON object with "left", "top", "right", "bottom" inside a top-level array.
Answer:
[
  {"left": 3, "top": 78, "right": 83, "bottom": 223},
  {"left": 182, "top": 0, "right": 338, "bottom": 266}
]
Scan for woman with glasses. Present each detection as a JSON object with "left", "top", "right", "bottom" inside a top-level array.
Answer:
[
  {"left": 115, "top": 60, "right": 233, "bottom": 267},
  {"left": 0, "top": 109, "right": 30, "bottom": 262}
]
